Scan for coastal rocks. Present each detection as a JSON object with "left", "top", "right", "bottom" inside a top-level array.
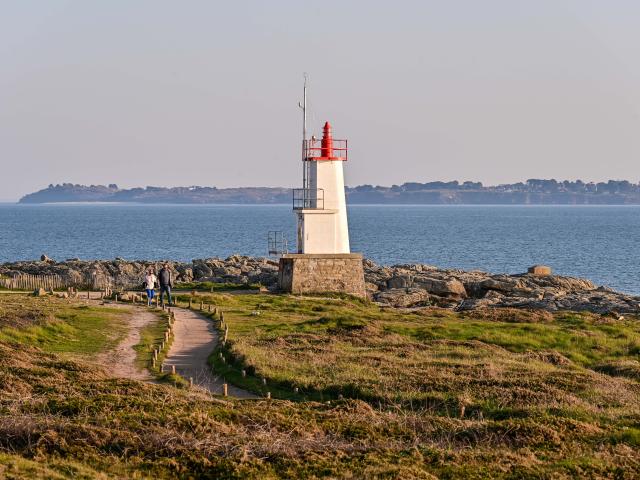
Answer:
[
  {"left": 364, "top": 262, "right": 639, "bottom": 315},
  {"left": 374, "top": 288, "right": 430, "bottom": 308},
  {"left": 413, "top": 276, "right": 467, "bottom": 298},
  {"left": 40, "top": 254, "right": 55, "bottom": 264},
  {"left": 176, "top": 267, "right": 194, "bottom": 283},
  {"left": 0, "top": 255, "right": 282, "bottom": 292},
  {"left": 387, "top": 275, "right": 412, "bottom": 289},
  {"left": 192, "top": 260, "right": 213, "bottom": 278},
  {"left": 2, "top": 255, "right": 639, "bottom": 315}
]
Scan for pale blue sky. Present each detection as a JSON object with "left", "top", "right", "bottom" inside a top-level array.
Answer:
[{"left": 1, "top": 1, "right": 639, "bottom": 200}]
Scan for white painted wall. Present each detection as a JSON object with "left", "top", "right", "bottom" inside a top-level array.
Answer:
[{"left": 298, "top": 160, "right": 350, "bottom": 254}]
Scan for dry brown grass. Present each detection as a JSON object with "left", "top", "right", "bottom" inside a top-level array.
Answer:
[
  {"left": 0, "top": 294, "right": 58, "bottom": 329},
  {"left": 1, "top": 294, "right": 640, "bottom": 478}
]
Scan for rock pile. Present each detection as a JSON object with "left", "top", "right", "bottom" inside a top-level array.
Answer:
[
  {"left": 2, "top": 256, "right": 639, "bottom": 315},
  {"left": 364, "top": 260, "right": 639, "bottom": 314},
  {"left": 0, "top": 255, "right": 280, "bottom": 290}
]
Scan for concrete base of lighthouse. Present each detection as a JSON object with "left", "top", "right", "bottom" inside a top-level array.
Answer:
[{"left": 277, "top": 253, "right": 366, "bottom": 298}]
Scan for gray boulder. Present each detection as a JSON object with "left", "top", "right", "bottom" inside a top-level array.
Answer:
[
  {"left": 387, "top": 275, "right": 412, "bottom": 289},
  {"left": 413, "top": 276, "right": 467, "bottom": 298},
  {"left": 375, "top": 288, "right": 429, "bottom": 308}
]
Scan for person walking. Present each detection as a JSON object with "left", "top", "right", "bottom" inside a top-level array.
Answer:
[
  {"left": 144, "top": 268, "right": 157, "bottom": 306},
  {"left": 158, "top": 263, "right": 173, "bottom": 306}
]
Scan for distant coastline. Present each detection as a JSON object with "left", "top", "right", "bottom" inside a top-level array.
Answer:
[{"left": 19, "top": 179, "right": 640, "bottom": 205}]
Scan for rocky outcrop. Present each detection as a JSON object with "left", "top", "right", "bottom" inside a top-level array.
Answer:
[
  {"left": 2, "top": 256, "right": 639, "bottom": 315},
  {"left": 0, "top": 256, "right": 280, "bottom": 291},
  {"left": 365, "top": 260, "right": 639, "bottom": 315}
]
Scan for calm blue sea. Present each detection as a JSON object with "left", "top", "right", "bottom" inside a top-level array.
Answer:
[{"left": 0, "top": 204, "right": 638, "bottom": 294}]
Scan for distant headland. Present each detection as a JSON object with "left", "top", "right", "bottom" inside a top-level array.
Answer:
[{"left": 18, "top": 179, "right": 640, "bottom": 205}]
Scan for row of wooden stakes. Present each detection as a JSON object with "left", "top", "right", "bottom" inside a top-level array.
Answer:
[
  {"left": 152, "top": 308, "right": 175, "bottom": 374},
  {"left": 112, "top": 294, "right": 272, "bottom": 399},
  {"left": 217, "top": 312, "right": 272, "bottom": 399}
]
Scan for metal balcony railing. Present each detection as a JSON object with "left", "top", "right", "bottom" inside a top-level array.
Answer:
[
  {"left": 268, "top": 231, "right": 288, "bottom": 256},
  {"left": 292, "top": 188, "right": 324, "bottom": 210},
  {"left": 302, "top": 138, "right": 348, "bottom": 161}
]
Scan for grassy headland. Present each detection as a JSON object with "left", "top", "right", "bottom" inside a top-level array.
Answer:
[
  {"left": 0, "top": 295, "right": 128, "bottom": 355},
  {"left": 1, "top": 293, "right": 639, "bottom": 478}
]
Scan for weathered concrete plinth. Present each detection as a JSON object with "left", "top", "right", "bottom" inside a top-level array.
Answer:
[{"left": 278, "top": 253, "right": 366, "bottom": 298}]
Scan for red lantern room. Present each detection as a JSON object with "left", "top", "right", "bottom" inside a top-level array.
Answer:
[{"left": 303, "top": 122, "right": 348, "bottom": 161}]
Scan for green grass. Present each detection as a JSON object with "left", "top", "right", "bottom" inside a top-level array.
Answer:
[
  {"left": 182, "top": 293, "right": 640, "bottom": 416},
  {"left": 133, "top": 308, "right": 187, "bottom": 386},
  {"left": 381, "top": 311, "right": 640, "bottom": 365},
  {"left": 0, "top": 299, "right": 128, "bottom": 355},
  {"left": 134, "top": 309, "right": 171, "bottom": 371},
  {"left": 174, "top": 281, "right": 260, "bottom": 291}
]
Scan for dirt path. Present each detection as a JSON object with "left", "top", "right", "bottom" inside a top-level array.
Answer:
[
  {"left": 95, "top": 305, "right": 156, "bottom": 381},
  {"left": 163, "top": 308, "right": 256, "bottom": 398}
]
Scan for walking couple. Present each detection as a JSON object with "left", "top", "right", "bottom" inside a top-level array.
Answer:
[{"left": 144, "top": 264, "right": 173, "bottom": 306}]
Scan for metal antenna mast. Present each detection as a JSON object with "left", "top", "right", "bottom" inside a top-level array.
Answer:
[{"left": 298, "top": 73, "right": 308, "bottom": 189}]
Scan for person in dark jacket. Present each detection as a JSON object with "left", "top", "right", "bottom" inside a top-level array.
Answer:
[{"left": 158, "top": 264, "right": 173, "bottom": 306}]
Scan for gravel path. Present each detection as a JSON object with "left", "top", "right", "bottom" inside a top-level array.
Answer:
[
  {"left": 163, "top": 307, "right": 255, "bottom": 398},
  {"left": 79, "top": 292, "right": 255, "bottom": 397},
  {"left": 96, "top": 305, "right": 156, "bottom": 381}
]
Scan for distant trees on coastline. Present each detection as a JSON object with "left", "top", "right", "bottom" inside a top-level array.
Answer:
[
  {"left": 350, "top": 179, "right": 640, "bottom": 195},
  {"left": 20, "top": 179, "right": 640, "bottom": 204}
]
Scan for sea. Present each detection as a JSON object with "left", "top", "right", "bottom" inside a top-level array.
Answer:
[{"left": 0, "top": 203, "right": 638, "bottom": 294}]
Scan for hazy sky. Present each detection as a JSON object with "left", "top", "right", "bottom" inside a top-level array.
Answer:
[{"left": 2, "top": 1, "right": 640, "bottom": 201}]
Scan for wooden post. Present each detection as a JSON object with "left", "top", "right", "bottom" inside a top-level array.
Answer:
[
  {"left": 189, "top": 377, "right": 193, "bottom": 388},
  {"left": 223, "top": 383, "right": 228, "bottom": 396},
  {"left": 155, "top": 296, "right": 159, "bottom": 308},
  {"left": 266, "top": 392, "right": 271, "bottom": 399},
  {"left": 115, "top": 293, "right": 118, "bottom": 303},
  {"left": 152, "top": 358, "right": 156, "bottom": 368},
  {"left": 200, "top": 301, "right": 203, "bottom": 310},
  {"left": 208, "top": 304, "right": 212, "bottom": 312},
  {"left": 171, "top": 365, "right": 176, "bottom": 375},
  {"left": 242, "top": 370, "right": 246, "bottom": 378},
  {"left": 87, "top": 291, "right": 90, "bottom": 299},
  {"left": 294, "top": 387, "right": 299, "bottom": 394},
  {"left": 262, "top": 377, "right": 267, "bottom": 386}
]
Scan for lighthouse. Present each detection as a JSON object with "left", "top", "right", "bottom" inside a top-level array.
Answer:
[
  {"left": 277, "top": 78, "right": 365, "bottom": 297},
  {"left": 295, "top": 121, "right": 350, "bottom": 254}
]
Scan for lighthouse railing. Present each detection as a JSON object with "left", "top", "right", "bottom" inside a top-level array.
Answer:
[
  {"left": 268, "top": 231, "right": 288, "bottom": 256},
  {"left": 292, "top": 188, "right": 325, "bottom": 210},
  {"left": 303, "top": 139, "right": 348, "bottom": 161}
]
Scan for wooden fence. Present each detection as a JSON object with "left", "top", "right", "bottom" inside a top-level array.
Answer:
[{"left": 0, "top": 272, "right": 115, "bottom": 291}]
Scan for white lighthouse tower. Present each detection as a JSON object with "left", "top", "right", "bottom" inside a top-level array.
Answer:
[
  {"left": 278, "top": 79, "right": 365, "bottom": 297},
  {"left": 295, "top": 121, "right": 350, "bottom": 254}
]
